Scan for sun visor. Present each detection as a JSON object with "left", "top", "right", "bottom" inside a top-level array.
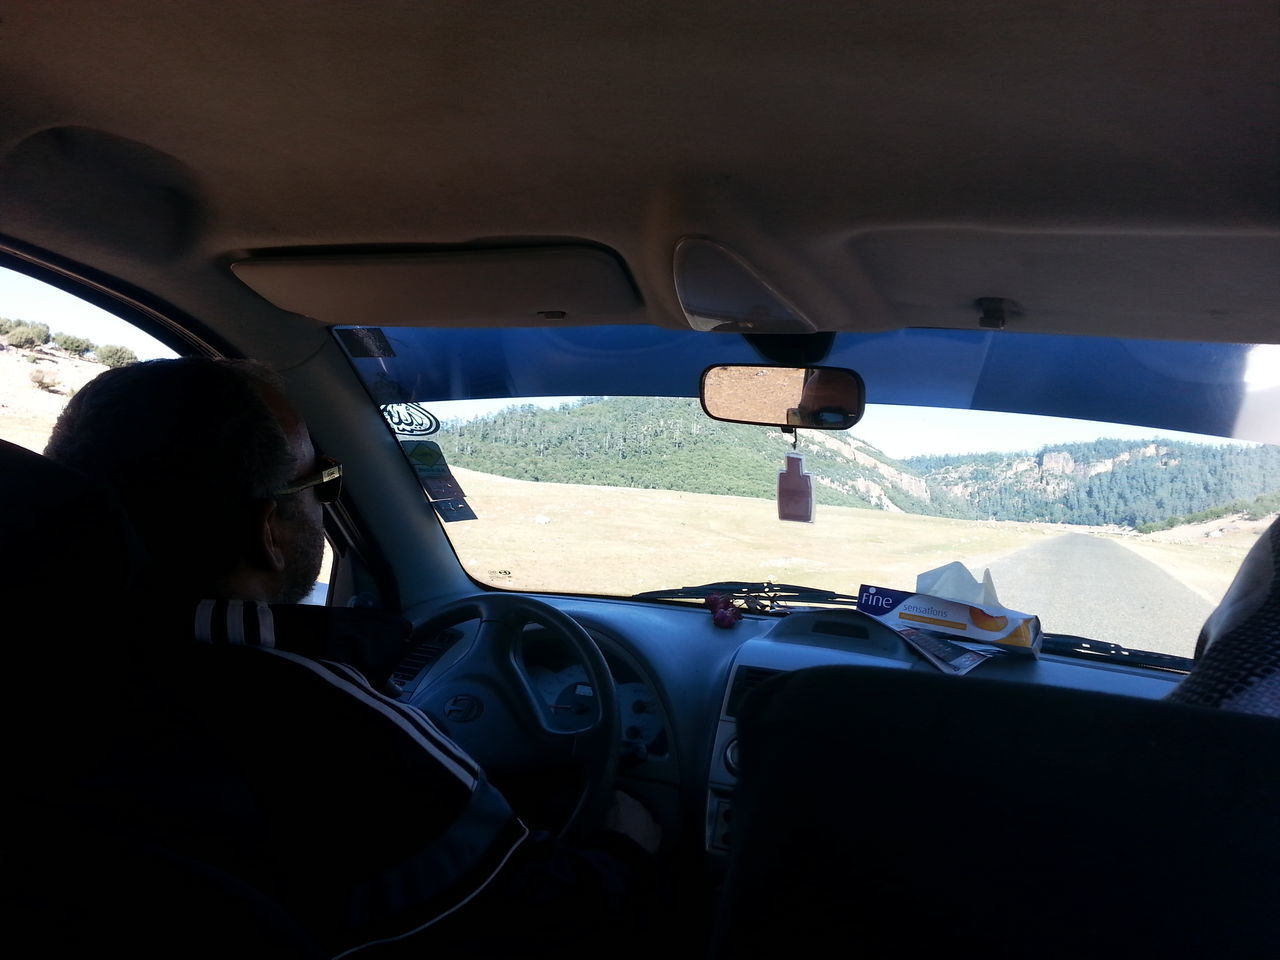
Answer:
[
  {"left": 848, "top": 229, "right": 1280, "bottom": 342},
  {"left": 231, "top": 245, "right": 644, "bottom": 327}
]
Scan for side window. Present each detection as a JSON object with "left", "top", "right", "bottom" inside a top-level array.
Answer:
[
  {"left": 0, "top": 265, "right": 333, "bottom": 604},
  {"left": 0, "top": 265, "right": 177, "bottom": 453}
]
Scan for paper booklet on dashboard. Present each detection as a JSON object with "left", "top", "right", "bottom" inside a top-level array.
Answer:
[{"left": 890, "top": 624, "right": 992, "bottom": 675}]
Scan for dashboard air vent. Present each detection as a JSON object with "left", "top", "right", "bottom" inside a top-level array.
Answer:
[{"left": 725, "top": 665, "right": 782, "bottom": 719}]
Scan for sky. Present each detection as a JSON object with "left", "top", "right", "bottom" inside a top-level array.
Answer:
[
  {"left": 850, "top": 405, "right": 1259, "bottom": 460},
  {"left": 0, "top": 266, "right": 176, "bottom": 360},
  {"left": 0, "top": 266, "right": 1254, "bottom": 459}
]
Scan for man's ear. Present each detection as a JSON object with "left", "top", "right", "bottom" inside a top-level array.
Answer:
[{"left": 252, "top": 498, "right": 288, "bottom": 573}]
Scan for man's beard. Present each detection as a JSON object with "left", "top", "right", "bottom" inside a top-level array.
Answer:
[{"left": 277, "top": 506, "right": 326, "bottom": 604}]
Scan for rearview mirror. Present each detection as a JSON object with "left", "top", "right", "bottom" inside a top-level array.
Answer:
[{"left": 700, "top": 364, "right": 866, "bottom": 429}]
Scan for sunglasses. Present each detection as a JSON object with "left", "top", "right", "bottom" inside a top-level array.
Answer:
[
  {"left": 805, "top": 407, "right": 855, "bottom": 428},
  {"left": 274, "top": 455, "right": 343, "bottom": 503}
]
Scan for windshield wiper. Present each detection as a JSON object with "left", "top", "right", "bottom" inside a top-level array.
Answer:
[
  {"left": 1040, "top": 633, "right": 1192, "bottom": 673},
  {"left": 632, "top": 581, "right": 862, "bottom": 612}
]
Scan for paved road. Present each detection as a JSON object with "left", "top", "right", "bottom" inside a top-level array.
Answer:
[{"left": 981, "top": 533, "right": 1210, "bottom": 659}]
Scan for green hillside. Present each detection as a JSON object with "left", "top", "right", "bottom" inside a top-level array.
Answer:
[
  {"left": 907, "top": 441, "right": 1280, "bottom": 529},
  {"left": 443, "top": 397, "right": 882, "bottom": 508},
  {"left": 435, "top": 397, "right": 1280, "bottom": 529}
]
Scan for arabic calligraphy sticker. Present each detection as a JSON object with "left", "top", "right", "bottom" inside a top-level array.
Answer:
[{"left": 381, "top": 402, "right": 440, "bottom": 437}]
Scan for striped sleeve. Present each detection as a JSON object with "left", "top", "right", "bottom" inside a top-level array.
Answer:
[{"left": 183, "top": 598, "right": 530, "bottom": 953}]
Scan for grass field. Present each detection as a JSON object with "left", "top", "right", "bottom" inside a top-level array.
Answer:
[{"left": 442, "top": 466, "right": 1260, "bottom": 609}]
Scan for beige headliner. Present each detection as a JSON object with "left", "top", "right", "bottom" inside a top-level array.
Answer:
[{"left": 0, "top": 1, "right": 1276, "bottom": 346}]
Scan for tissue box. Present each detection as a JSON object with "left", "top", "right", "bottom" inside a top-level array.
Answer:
[{"left": 857, "top": 583, "right": 1042, "bottom": 656}]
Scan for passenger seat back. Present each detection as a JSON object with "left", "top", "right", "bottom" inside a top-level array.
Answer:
[{"left": 712, "top": 664, "right": 1280, "bottom": 959}]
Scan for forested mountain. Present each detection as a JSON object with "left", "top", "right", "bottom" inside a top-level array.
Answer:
[
  {"left": 907, "top": 441, "right": 1280, "bottom": 530},
  {"left": 443, "top": 397, "right": 969, "bottom": 515},
  {"left": 438, "top": 397, "right": 1280, "bottom": 531}
]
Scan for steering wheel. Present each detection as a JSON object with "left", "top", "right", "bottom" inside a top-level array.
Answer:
[{"left": 408, "top": 594, "right": 619, "bottom": 842}]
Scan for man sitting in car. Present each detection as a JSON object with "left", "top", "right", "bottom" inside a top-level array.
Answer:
[{"left": 41, "top": 356, "right": 665, "bottom": 959}]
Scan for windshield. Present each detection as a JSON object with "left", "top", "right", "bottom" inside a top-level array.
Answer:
[{"left": 340, "top": 324, "right": 1280, "bottom": 661}]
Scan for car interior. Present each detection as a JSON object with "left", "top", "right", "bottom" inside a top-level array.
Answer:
[{"left": 2, "top": 2, "right": 1278, "bottom": 957}]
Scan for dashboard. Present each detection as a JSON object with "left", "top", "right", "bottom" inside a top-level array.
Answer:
[{"left": 397, "top": 593, "right": 1186, "bottom": 861}]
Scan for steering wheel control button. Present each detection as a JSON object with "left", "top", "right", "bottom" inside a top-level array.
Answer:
[
  {"left": 724, "top": 738, "right": 740, "bottom": 776},
  {"left": 709, "top": 797, "right": 733, "bottom": 852}
]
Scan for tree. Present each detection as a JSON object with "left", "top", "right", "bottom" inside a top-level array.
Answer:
[
  {"left": 53, "top": 333, "right": 94, "bottom": 356},
  {"left": 4, "top": 322, "right": 51, "bottom": 348},
  {"left": 95, "top": 344, "right": 138, "bottom": 368}
]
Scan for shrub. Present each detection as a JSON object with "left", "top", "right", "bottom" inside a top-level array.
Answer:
[
  {"left": 5, "top": 322, "right": 51, "bottom": 348},
  {"left": 53, "top": 333, "right": 94, "bottom": 356},
  {"left": 95, "top": 344, "right": 138, "bottom": 368},
  {"left": 29, "top": 369, "right": 60, "bottom": 392}
]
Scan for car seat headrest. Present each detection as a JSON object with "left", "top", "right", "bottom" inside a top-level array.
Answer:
[
  {"left": 1166, "top": 516, "right": 1280, "bottom": 717},
  {"left": 0, "top": 438, "right": 152, "bottom": 613}
]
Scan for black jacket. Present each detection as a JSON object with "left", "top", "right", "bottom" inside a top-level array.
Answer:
[{"left": 11, "top": 599, "right": 660, "bottom": 959}]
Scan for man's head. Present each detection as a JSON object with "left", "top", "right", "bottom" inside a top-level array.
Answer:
[
  {"left": 44, "top": 358, "right": 329, "bottom": 603},
  {"left": 790, "top": 367, "right": 862, "bottom": 428}
]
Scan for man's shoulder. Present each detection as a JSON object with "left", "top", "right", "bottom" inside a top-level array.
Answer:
[
  {"left": 140, "top": 597, "right": 411, "bottom": 690},
  {"left": 118, "top": 597, "right": 512, "bottom": 861}
]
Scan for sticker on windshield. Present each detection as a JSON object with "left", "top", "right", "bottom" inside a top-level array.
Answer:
[
  {"left": 383, "top": 403, "right": 441, "bottom": 437},
  {"left": 402, "top": 440, "right": 467, "bottom": 498},
  {"left": 402, "top": 439, "right": 475, "bottom": 518},
  {"left": 423, "top": 473, "right": 466, "bottom": 500},
  {"left": 403, "top": 439, "right": 447, "bottom": 473},
  {"left": 336, "top": 327, "right": 396, "bottom": 358},
  {"left": 433, "top": 497, "right": 478, "bottom": 522}
]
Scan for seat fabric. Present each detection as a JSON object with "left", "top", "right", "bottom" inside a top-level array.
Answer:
[
  {"left": 1167, "top": 516, "right": 1280, "bottom": 717},
  {"left": 0, "top": 438, "right": 324, "bottom": 958},
  {"left": 712, "top": 664, "right": 1280, "bottom": 959}
]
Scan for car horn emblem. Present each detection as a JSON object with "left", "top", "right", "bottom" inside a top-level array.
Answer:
[{"left": 443, "top": 694, "right": 483, "bottom": 722}]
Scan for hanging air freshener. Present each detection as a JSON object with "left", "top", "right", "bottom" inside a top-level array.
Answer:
[{"left": 777, "top": 451, "right": 814, "bottom": 523}]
